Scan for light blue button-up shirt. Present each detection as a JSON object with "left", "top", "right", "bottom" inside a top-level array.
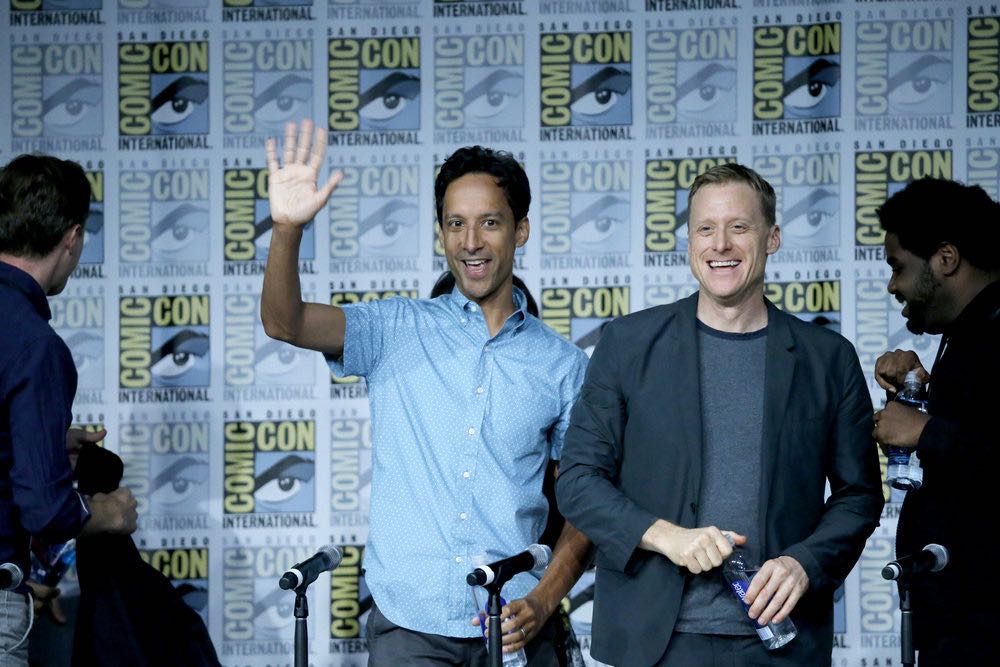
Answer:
[{"left": 329, "top": 287, "right": 588, "bottom": 638}]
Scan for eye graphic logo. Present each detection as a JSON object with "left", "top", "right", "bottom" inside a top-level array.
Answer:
[
  {"left": 856, "top": 19, "right": 953, "bottom": 126},
  {"left": 540, "top": 31, "right": 632, "bottom": 128},
  {"left": 223, "top": 545, "right": 317, "bottom": 645},
  {"left": 752, "top": 153, "right": 840, "bottom": 250},
  {"left": 52, "top": 294, "right": 104, "bottom": 391},
  {"left": 540, "top": 158, "right": 630, "bottom": 259},
  {"left": 119, "top": 295, "right": 211, "bottom": 390},
  {"left": 329, "top": 165, "right": 420, "bottom": 260},
  {"left": 328, "top": 37, "right": 421, "bottom": 133},
  {"left": 753, "top": 23, "right": 842, "bottom": 127},
  {"left": 646, "top": 28, "right": 737, "bottom": 130},
  {"left": 120, "top": 167, "right": 210, "bottom": 266},
  {"left": 118, "top": 41, "right": 209, "bottom": 139},
  {"left": 434, "top": 34, "right": 525, "bottom": 130},
  {"left": 223, "top": 39, "right": 312, "bottom": 139},
  {"left": 223, "top": 420, "right": 316, "bottom": 515},
  {"left": 854, "top": 149, "right": 952, "bottom": 252},
  {"left": 224, "top": 293, "right": 316, "bottom": 389},
  {"left": 540, "top": 286, "right": 630, "bottom": 355},
  {"left": 10, "top": 42, "right": 103, "bottom": 140}
]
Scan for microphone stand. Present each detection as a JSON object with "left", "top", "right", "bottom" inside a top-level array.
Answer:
[
  {"left": 485, "top": 582, "right": 504, "bottom": 667},
  {"left": 895, "top": 578, "right": 915, "bottom": 667},
  {"left": 293, "top": 587, "right": 309, "bottom": 667}
]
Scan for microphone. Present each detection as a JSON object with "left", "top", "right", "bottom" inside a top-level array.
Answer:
[
  {"left": 278, "top": 545, "right": 343, "bottom": 591},
  {"left": 466, "top": 544, "right": 552, "bottom": 587},
  {"left": 1, "top": 563, "right": 24, "bottom": 590},
  {"left": 882, "top": 544, "right": 949, "bottom": 581}
]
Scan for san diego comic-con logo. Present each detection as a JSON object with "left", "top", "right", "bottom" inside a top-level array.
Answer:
[
  {"left": 327, "top": 158, "right": 421, "bottom": 273},
  {"left": 854, "top": 143, "right": 953, "bottom": 261},
  {"left": 52, "top": 287, "right": 104, "bottom": 401},
  {"left": 751, "top": 147, "right": 841, "bottom": 263},
  {"left": 223, "top": 287, "right": 318, "bottom": 402},
  {"left": 139, "top": 544, "right": 210, "bottom": 627},
  {"left": 539, "top": 150, "right": 632, "bottom": 270},
  {"left": 223, "top": 33, "right": 313, "bottom": 149},
  {"left": 9, "top": 35, "right": 104, "bottom": 152},
  {"left": 967, "top": 139, "right": 1000, "bottom": 201},
  {"left": 540, "top": 279, "right": 630, "bottom": 357},
  {"left": 433, "top": 30, "right": 526, "bottom": 144},
  {"left": 222, "top": 541, "right": 320, "bottom": 650},
  {"left": 433, "top": 0, "right": 526, "bottom": 19},
  {"left": 856, "top": 14, "right": 955, "bottom": 132},
  {"left": 119, "top": 412, "right": 211, "bottom": 531},
  {"left": 223, "top": 160, "right": 316, "bottom": 276},
  {"left": 116, "top": 1, "right": 210, "bottom": 26},
  {"left": 327, "top": 30, "right": 421, "bottom": 146},
  {"left": 118, "top": 33, "right": 210, "bottom": 150},
  {"left": 222, "top": 0, "right": 315, "bottom": 23},
  {"left": 540, "top": 24, "right": 634, "bottom": 142},
  {"left": 643, "top": 153, "right": 736, "bottom": 267},
  {"left": 222, "top": 416, "right": 317, "bottom": 525},
  {"left": 119, "top": 160, "right": 211, "bottom": 278},
  {"left": 8, "top": 0, "right": 102, "bottom": 26},
  {"left": 764, "top": 274, "right": 841, "bottom": 332},
  {"left": 329, "top": 545, "right": 370, "bottom": 651},
  {"left": 330, "top": 416, "right": 372, "bottom": 525},
  {"left": 646, "top": 21, "right": 738, "bottom": 140},
  {"left": 118, "top": 288, "right": 211, "bottom": 402},
  {"left": 328, "top": 286, "right": 419, "bottom": 399},
  {"left": 967, "top": 10, "right": 1000, "bottom": 129},
  {"left": 752, "top": 16, "right": 842, "bottom": 136}
]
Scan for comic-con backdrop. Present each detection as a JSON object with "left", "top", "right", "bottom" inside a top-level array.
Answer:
[{"left": 1, "top": 0, "right": 997, "bottom": 664}]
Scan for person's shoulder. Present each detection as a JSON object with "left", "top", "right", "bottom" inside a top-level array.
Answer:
[
  {"left": 774, "top": 307, "right": 855, "bottom": 354},
  {"left": 525, "top": 315, "right": 588, "bottom": 359}
]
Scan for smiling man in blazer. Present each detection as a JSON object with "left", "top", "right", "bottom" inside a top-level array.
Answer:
[{"left": 556, "top": 163, "right": 883, "bottom": 666}]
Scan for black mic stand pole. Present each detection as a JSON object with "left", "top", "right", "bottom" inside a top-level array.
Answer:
[
  {"left": 484, "top": 581, "right": 504, "bottom": 667},
  {"left": 896, "top": 578, "right": 915, "bottom": 667},
  {"left": 294, "top": 587, "right": 309, "bottom": 667}
]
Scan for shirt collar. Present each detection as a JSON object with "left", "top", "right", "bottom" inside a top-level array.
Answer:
[
  {"left": 447, "top": 284, "right": 529, "bottom": 330},
  {"left": 0, "top": 261, "right": 51, "bottom": 320}
]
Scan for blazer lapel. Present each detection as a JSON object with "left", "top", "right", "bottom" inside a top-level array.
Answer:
[
  {"left": 671, "top": 294, "right": 704, "bottom": 488},
  {"left": 760, "top": 303, "right": 796, "bottom": 551}
]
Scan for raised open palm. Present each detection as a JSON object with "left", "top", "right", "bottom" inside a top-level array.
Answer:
[{"left": 265, "top": 119, "right": 343, "bottom": 227}]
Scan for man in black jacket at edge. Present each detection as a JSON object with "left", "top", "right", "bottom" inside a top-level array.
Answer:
[{"left": 873, "top": 178, "right": 1000, "bottom": 666}]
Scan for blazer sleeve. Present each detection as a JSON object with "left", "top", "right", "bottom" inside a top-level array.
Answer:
[
  {"left": 556, "top": 320, "right": 659, "bottom": 574},
  {"left": 781, "top": 341, "right": 884, "bottom": 591}
]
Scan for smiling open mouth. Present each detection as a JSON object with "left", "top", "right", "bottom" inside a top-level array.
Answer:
[{"left": 708, "top": 260, "right": 740, "bottom": 268}]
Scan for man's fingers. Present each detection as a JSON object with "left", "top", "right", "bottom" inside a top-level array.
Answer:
[
  {"left": 282, "top": 122, "right": 296, "bottom": 165},
  {"left": 295, "top": 119, "right": 312, "bottom": 163},
  {"left": 308, "top": 126, "right": 327, "bottom": 170},
  {"left": 266, "top": 138, "right": 280, "bottom": 174}
]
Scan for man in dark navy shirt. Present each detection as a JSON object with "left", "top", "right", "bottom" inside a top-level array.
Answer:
[
  {"left": 873, "top": 179, "right": 1000, "bottom": 666},
  {"left": 0, "top": 155, "right": 138, "bottom": 666}
]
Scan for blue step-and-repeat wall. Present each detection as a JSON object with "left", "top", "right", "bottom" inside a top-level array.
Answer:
[{"left": 1, "top": 0, "right": 997, "bottom": 665}]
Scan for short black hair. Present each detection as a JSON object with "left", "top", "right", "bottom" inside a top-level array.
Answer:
[
  {"left": 877, "top": 178, "right": 1000, "bottom": 272},
  {"left": 435, "top": 146, "right": 530, "bottom": 227},
  {"left": 0, "top": 154, "right": 91, "bottom": 257},
  {"left": 430, "top": 271, "right": 538, "bottom": 317}
]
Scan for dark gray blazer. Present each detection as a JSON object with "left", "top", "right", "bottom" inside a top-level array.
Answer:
[{"left": 556, "top": 292, "right": 883, "bottom": 666}]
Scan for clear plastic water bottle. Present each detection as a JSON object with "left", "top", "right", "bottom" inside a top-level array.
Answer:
[
  {"left": 476, "top": 596, "right": 528, "bottom": 667},
  {"left": 885, "top": 370, "right": 927, "bottom": 491},
  {"left": 29, "top": 538, "right": 76, "bottom": 587},
  {"left": 722, "top": 550, "right": 797, "bottom": 650}
]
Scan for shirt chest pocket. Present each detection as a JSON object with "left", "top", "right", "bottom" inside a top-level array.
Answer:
[{"left": 480, "top": 381, "right": 562, "bottom": 466}]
